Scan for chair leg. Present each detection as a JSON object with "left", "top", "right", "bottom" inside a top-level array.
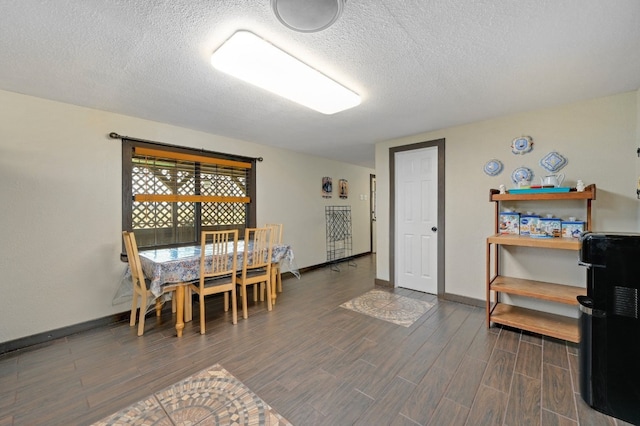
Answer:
[
  {"left": 130, "top": 290, "right": 138, "bottom": 327},
  {"left": 253, "top": 284, "right": 258, "bottom": 302},
  {"left": 241, "top": 285, "right": 249, "bottom": 319},
  {"left": 199, "top": 293, "right": 206, "bottom": 334},
  {"left": 185, "top": 288, "right": 192, "bottom": 322},
  {"left": 224, "top": 292, "right": 229, "bottom": 312},
  {"left": 138, "top": 293, "right": 148, "bottom": 336},
  {"left": 265, "top": 279, "right": 273, "bottom": 312},
  {"left": 270, "top": 268, "right": 277, "bottom": 306},
  {"left": 259, "top": 283, "right": 265, "bottom": 301},
  {"left": 231, "top": 287, "right": 238, "bottom": 325},
  {"left": 172, "top": 295, "right": 177, "bottom": 313}
]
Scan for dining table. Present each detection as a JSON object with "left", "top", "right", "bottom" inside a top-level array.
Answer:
[{"left": 136, "top": 242, "right": 298, "bottom": 337}]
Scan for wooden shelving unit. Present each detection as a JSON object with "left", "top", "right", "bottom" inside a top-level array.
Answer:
[
  {"left": 490, "top": 304, "right": 581, "bottom": 342},
  {"left": 486, "top": 184, "right": 596, "bottom": 343},
  {"left": 487, "top": 234, "right": 580, "bottom": 250}
]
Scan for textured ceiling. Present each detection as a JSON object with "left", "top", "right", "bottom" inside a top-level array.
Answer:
[{"left": 1, "top": 0, "right": 639, "bottom": 168}]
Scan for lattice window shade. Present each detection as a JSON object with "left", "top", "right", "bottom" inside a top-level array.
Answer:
[
  {"left": 201, "top": 202, "right": 246, "bottom": 226},
  {"left": 131, "top": 147, "right": 251, "bottom": 232}
]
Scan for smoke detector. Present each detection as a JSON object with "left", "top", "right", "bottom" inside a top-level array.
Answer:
[{"left": 271, "top": 0, "right": 345, "bottom": 33}]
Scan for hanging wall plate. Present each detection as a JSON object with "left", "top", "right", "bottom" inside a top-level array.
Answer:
[
  {"left": 511, "top": 136, "right": 534, "bottom": 155},
  {"left": 483, "top": 159, "right": 503, "bottom": 176},
  {"left": 511, "top": 166, "right": 534, "bottom": 184},
  {"left": 540, "top": 151, "right": 568, "bottom": 173}
]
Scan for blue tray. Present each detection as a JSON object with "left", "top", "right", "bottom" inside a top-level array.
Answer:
[{"left": 508, "top": 187, "right": 571, "bottom": 194}]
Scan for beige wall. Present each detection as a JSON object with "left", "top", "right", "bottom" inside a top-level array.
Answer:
[
  {"left": 0, "top": 89, "right": 373, "bottom": 344},
  {"left": 376, "top": 91, "right": 639, "bottom": 305}
]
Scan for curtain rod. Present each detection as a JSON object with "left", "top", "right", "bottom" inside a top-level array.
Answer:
[{"left": 108, "top": 132, "right": 263, "bottom": 162}]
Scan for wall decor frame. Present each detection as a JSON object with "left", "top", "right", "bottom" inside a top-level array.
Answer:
[
  {"left": 322, "top": 177, "right": 332, "bottom": 198},
  {"left": 511, "top": 166, "right": 534, "bottom": 184},
  {"left": 339, "top": 179, "right": 348, "bottom": 199},
  {"left": 540, "top": 151, "right": 568, "bottom": 173},
  {"left": 511, "top": 136, "right": 534, "bottom": 155},
  {"left": 484, "top": 159, "right": 503, "bottom": 176}
]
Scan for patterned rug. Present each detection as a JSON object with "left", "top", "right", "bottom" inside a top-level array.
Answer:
[
  {"left": 340, "top": 289, "right": 434, "bottom": 327},
  {"left": 92, "top": 364, "right": 292, "bottom": 425}
]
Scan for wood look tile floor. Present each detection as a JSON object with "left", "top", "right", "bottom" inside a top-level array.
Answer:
[{"left": 0, "top": 255, "right": 630, "bottom": 425}]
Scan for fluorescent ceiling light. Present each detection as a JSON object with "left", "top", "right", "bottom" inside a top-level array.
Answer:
[{"left": 211, "top": 31, "right": 360, "bottom": 114}]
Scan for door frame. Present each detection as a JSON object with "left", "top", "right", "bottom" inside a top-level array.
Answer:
[{"left": 389, "top": 139, "right": 445, "bottom": 295}]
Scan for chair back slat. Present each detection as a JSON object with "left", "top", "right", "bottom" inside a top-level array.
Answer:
[
  {"left": 200, "top": 230, "right": 238, "bottom": 283},
  {"left": 122, "top": 231, "right": 146, "bottom": 292},
  {"left": 243, "top": 227, "right": 272, "bottom": 269},
  {"left": 265, "top": 223, "right": 283, "bottom": 244}
]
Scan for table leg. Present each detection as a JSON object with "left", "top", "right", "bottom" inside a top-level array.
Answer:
[
  {"left": 155, "top": 298, "right": 163, "bottom": 317},
  {"left": 175, "top": 284, "right": 185, "bottom": 337}
]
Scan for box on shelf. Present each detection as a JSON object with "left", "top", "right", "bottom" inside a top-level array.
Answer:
[
  {"left": 562, "top": 221, "right": 585, "bottom": 238},
  {"left": 499, "top": 211, "right": 520, "bottom": 235},
  {"left": 520, "top": 214, "right": 540, "bottom": 236},
  {"left": 539, "top": 217, "right": 562, "bottom": 237}
]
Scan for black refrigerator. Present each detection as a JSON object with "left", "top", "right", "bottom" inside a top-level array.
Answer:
[{"left": 579, "top": 232, "right": 640, "bottom": 425}]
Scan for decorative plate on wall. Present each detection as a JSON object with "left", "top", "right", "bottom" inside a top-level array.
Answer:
[
  {"left": 540, "top": 151, "right": 568, "bottom": 173},
  {"left": 483, "top": 159, "right": 503, "bottom": 176},
  {"left": 511, "top": 136, "right": 534, "bottom": 155},
  {"left": 511, "top": 166, "right": 534, "bottom": 184}
]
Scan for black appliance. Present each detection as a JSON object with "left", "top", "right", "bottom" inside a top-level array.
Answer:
[{"left": 578, "top": 232, "right": 640, "bottom": 425}]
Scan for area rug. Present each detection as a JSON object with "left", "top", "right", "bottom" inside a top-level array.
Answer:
[
  {"left": 92, "top": 364, "right": 292, "bottom": 425},
  {"left": 340, "top": 289, "right": 434, "bottom": 327}
]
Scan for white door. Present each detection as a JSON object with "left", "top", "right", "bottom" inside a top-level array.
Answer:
[{"left": 395, "top": 147, "right": 438, "bottom": 293}]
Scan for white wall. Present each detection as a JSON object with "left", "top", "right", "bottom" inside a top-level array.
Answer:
[
  {"left": 376, "top": 91, "right": 639, "bottom": 302},
  {"left": 0, "top": 89, "right": 373, "bottom": 344}
]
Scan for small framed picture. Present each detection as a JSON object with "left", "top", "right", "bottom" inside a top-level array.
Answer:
[
  {"left": 339, "top": 179, "right": 348, "bottom": 199},
  {"left": 322, "top": 177, "right": 332, "bottom": 198}
]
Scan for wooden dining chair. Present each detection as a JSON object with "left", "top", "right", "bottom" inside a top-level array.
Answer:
[
  {"left": 189, "top": 230, "right": 239, "bottom": 334},
  {"left": 236, "top": 227, "right": 273, "bottom": 319},
  {"left": 265, "top": 223, "right": 284, "bottom": 294},
  {"left": 122, "top": 231, "right": 175, "bottom": 336}
]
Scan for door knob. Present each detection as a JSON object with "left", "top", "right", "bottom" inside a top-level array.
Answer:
[{"left": 431, "top": 227, "right": 437, "bottom": 232}]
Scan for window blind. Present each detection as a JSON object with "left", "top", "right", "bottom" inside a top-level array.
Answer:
[{"left": 132, "top": 147, "right": 251, "bottom": 204}]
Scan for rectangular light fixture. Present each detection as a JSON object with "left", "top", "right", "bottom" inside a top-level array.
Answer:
[{"left": 211, "top": 31, "right": 360, "bottom": 115}]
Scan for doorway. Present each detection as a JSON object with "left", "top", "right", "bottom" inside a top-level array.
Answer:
[
  {"left": 390, "top": 139, "right": 445, "bottom": 295},
  {"left": 370, "top": 174, "right": 376, "bottom": 253}
]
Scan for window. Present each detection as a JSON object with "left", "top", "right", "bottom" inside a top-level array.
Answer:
[{"left": 122, "top": 139, "right": 256, "bottom": 250}]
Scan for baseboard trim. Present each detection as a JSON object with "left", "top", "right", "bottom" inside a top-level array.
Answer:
[
  {"left": 374, "top": 278, "right": 392, "bottom": 288},
  {"left": 0, "top": 312, "right": 130, "bottom": 355},
  {"left": 441, "top": 292, "right": 484, "bottom": 308},
  {"left": 283, "top": 252, "right": 372, "bottom": 277}
]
